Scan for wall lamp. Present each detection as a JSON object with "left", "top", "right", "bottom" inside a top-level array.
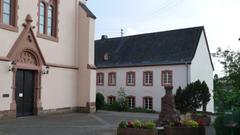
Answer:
[
  {"left": 42, "top": 66, "right": 50, "bottom": 74},
  {"left": 8, "top": 61, "right": 16, "bottom": 72}
]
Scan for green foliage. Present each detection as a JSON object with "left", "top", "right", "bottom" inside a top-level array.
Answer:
[
  {"left": 214, "top": 48, "right": 240, "bottom": 112},
  {"left": 133, "top": 120, "right": 142, "bottom": 128},
  {"left": 96, "top": 93, "right": 105, "bottom": 111},
  {"left": 126, "top": 107, "right": 157, "bottom": 113},
  {"left": 143, "top": 121, "right": 156, "bottom": 129},
  {"left": 175, "top": 80, "right": 211, "bottom": 113},
  {"left": 117, "top": 87, "right": 128, "bottom": 111},
  {"left": 103, "top": 101, "right": 125, "bottom": 111},
  {"left": 118, "top": 121, "right": 128, "bottom": 128},
  {"left": 214, "top": 113, "right": 231, "bottom": 135},
  {"left": 201, "top": 81, "right": 211, "bottom": 111},
  {"left": 118, "top": 120, "right": 156, "bottom": 129},
  {"left": 181, "top": 119, "right": 199, "bottom": 128}
]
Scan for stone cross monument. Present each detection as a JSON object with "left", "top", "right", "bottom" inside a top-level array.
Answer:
[{"left": 159, "top": 86, "right": 179, "bottom": 125}]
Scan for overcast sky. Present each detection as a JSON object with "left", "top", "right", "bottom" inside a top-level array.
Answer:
[{"left": 87, "top": 0, "right": 240, "bottom": 76}]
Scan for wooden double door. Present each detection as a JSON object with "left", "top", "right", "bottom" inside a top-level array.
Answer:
[{"left": 15, "top": 70, "right": 35, "bottom": 117}]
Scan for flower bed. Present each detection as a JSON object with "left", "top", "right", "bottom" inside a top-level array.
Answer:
[
  {"left": 163, "top": 119, "right": 212, "bottom": 135},
  {"left": 191, "top": 112, "right": 211, "bottom": 126},
  {"left": 117, "top": 120, "right": 157, "bottom": 135}
]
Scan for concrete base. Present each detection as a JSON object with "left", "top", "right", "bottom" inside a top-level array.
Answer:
[
  {"left": 0, "top": 105, "right": 96, "bottom": 119},
  {"left": 0, "top": 110, "right": 16, "bottom": 120}
]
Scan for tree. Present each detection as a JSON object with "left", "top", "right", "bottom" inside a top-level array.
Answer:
[
  {"left": 117, "top": 87, "right": 128, "bottom": 111},
  {"left": 201, "top": 81, "right": 211, "bottom": 112},
  {"left": 215, "top": 48, "right": 240, "bottom": 90},
  {"left": 96, "top": 92, "right": 105, "bottom": 111},
  {"left": 175, "top": 80, "right": 211, "bottom": 113},
  {"left": 213, "top": 48, "right": 240, "bottom": 111}
]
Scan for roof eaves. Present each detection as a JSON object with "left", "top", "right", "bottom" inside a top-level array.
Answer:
[
  {"left": 96, "top": 61, "right": 192, "bottom": 69},
  {"left": 79, "top": 2, "right": 96, "bottom": 19}
]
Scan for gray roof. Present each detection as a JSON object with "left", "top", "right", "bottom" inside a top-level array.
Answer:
[{"left": 95, "top": 26, "right": 213, "bottom": 69}]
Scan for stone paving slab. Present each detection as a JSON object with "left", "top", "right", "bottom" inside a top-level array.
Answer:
[{"left": 0, "top": 111, "right": 158, "bottom": 135}]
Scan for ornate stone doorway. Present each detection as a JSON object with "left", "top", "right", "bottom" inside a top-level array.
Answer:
[{"left": 6, "top": 15, "right": 46, "bottom": 117}]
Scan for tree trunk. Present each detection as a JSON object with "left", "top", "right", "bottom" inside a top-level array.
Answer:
[{"left": 203, "top": 104, "right": 207, "bottom": 112}]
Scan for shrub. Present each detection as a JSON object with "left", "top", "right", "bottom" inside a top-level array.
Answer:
[
  {"left": 175, "top": 80, "right": 211, "bottom": 114},
  {"left": 214, "top": 113, "right": 240, "bottom": 135},
  {"left": 133, "top": 120, "right": 142, "bottom": 128},
  {"left": 181, "top": 119, "right": 199, "bottom": 128},
  {"left": 118, "top": 120, "right": 156, "bottom": 129},
  {"left": 103, "top": 101, "right": 122, "bottom": 111},
  {"left": 118, "top": 121, "right": 128, "bottom": 128},
  {"left": 117, "top": 87, "right": 128, "bottom": 111},
  {"left": 96, "top": 93, "right": 105, "bottom": 111},
  {"left": 143, "top": 121, "right": 156, "bottom": 129},
  {"left": 127, "top": 107, "right": 157, "bottom": 113},
  {"left": 214, "top": 113, "right": 229, "bottom": 135}
]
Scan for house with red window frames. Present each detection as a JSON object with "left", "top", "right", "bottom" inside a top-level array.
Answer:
[
  {"left": 0, "top": 0, "right": 96, "bottom": 119},
  {"left": 95, "top": 26, "right": 214, "bottom": 112}
]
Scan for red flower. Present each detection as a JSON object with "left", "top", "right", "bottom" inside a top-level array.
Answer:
[{"left": 128, "top": 121, "right": 134, "bottom": 127}]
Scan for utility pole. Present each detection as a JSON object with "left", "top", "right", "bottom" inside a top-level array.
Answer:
[{"left": 121, "top": 29, "right": 124, "bottom": 37}]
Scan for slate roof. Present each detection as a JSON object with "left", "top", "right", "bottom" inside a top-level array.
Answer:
[{"left": 95, "top": 26, "right": 212, "bottom": 68}]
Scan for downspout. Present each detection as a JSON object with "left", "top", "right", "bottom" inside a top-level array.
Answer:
[
  {"left": 185, "top": 62, "right": 189, "bottom": 85},
  {"left": 75, "top": 0, "right": 79, "bottom": 65}
]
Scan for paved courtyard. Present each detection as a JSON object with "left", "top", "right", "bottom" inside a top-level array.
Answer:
[{"left": 0, "top": 111, "right": 158, "bottom": 135}]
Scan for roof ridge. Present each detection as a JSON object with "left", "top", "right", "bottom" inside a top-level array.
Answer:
[{"left": 95, "top": 26, "right": 204, "bottom": 41}]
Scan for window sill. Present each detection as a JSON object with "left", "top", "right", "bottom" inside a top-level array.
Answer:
[
  {"left": 108, "top": 84, "right": 116, "bottom": 86},
  {"left": 126, "top": 84, "right": 135, "bottom": 86},
  {"left": 37, "top": 33, "right": 59, "bottom": 42},
  {"left": 0, "top": 24, "right": 18, "bottom": 32},
  {"left": 143, "top": 84, "right": 153, "bottom": 86},
  {"left": 97, "top": 84, "right": 104, "bottom": 86},
  {"left": 162, "top": 84, "right": 173, "bottom": 87}
]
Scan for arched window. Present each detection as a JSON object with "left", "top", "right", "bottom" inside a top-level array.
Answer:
[
  {"left": 47, "top": 5, "right": 53, "bottom": 36},
  {"left": 39, "top": 2, "right": 45, "bottom": 34}
]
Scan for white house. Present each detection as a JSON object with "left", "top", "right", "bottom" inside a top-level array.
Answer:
[
  {"left": 95, "top": 26, "right": 214, "bottom": 112},
  {"left": 0, "top": 0, "right": 96, "bottom": 119}
]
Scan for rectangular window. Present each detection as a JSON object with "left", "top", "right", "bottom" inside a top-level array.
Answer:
[
  {"left": 127, "top": 96, "right": 135, "bottom": 109},
  {"left": 143, "top": 71, "right": 153, "bottom": 86},
  {"left": 38, "top": 0, "right": 58, "bottom": 41},
  {"left": 3, "top": 0, "right": 11, "bottom": 24},
  {"left": 96, "top": 73, "right": 104, "bottom": 86},
  {"left": 0, "top": 0, "right": 18, "bottom": 31},
  {"left": 107, "top": 96, "right": 116, "bottom": 105},
  {"left": 108, "top": 72, "right": 116, "bottom": 86},
  {"left": 47, "top": 6, "right": 53, "bottom": 36},
  {"left": 162, "top": 70, "right": 173, "bottom": 86},
  {"left": 143, "top": 97, "right": 153, "bottom": 110},
  {"left": 126, "top": 72, "right": 135, "bottom": 86},
  {"left": 39, "top": 2, "right": 45, "bottom": 34}
]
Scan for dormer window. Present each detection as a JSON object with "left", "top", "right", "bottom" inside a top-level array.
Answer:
[{"left": 104, "top": 53, "right": 110, "bottom": 61}]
